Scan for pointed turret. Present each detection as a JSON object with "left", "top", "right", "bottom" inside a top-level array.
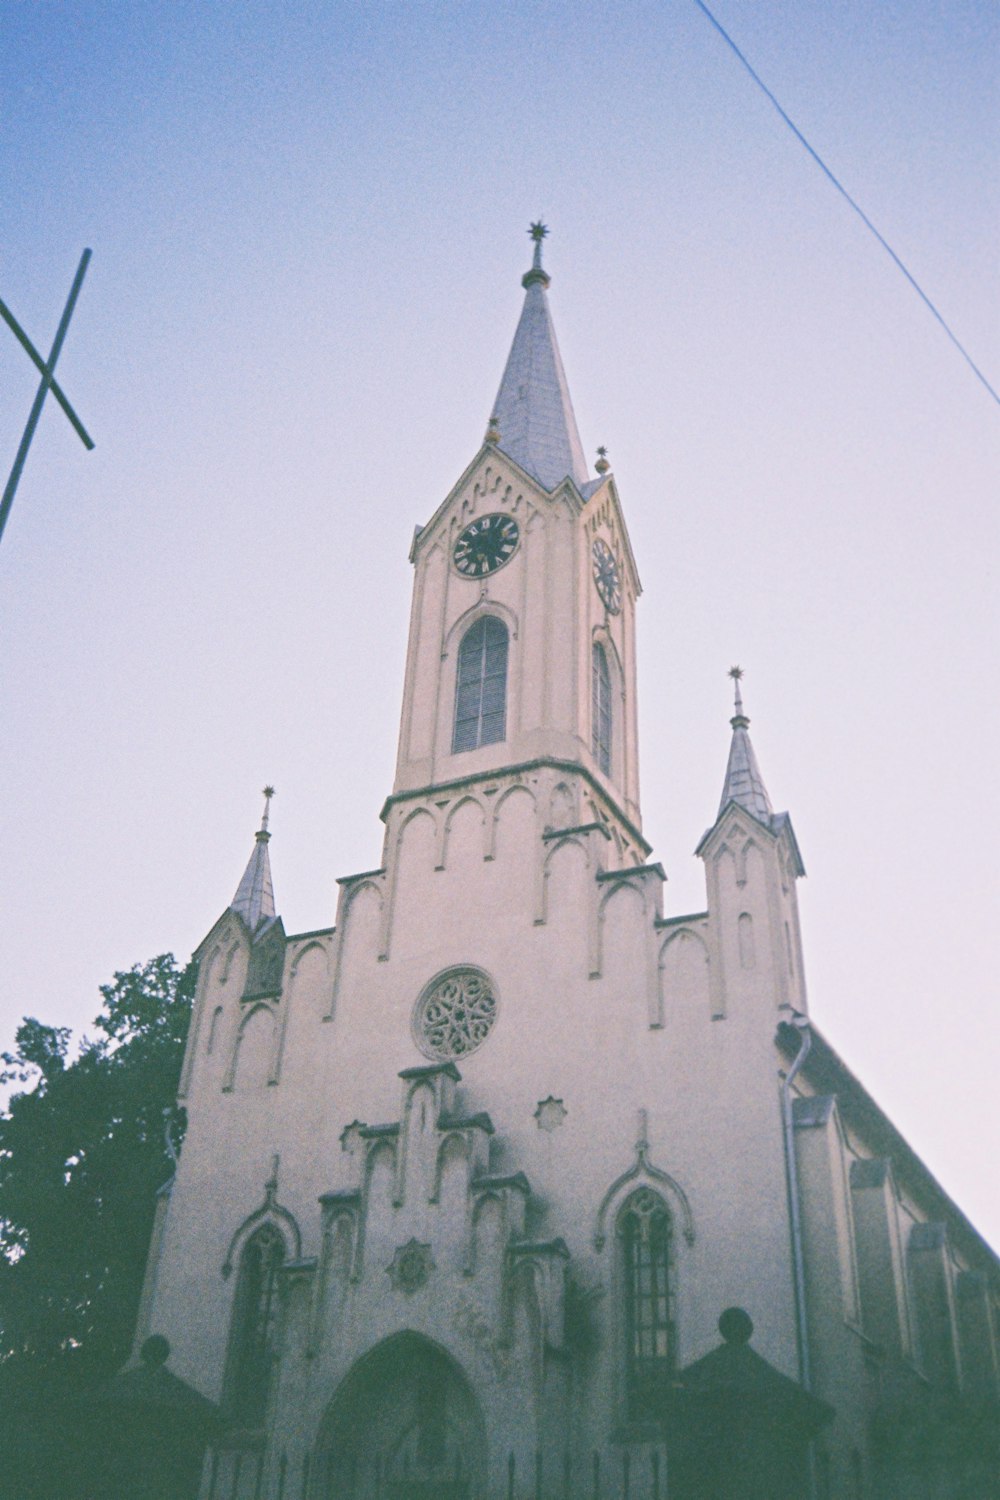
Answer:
[
  {"left": 491, "top": 223, "right": 589, "bottom": 493},
  {"left": 718, "top": 668, "right": 774, "bottom": 824},
  {"left": 231, "top": 786, "right": 276, "bottom": 931},
  {"left": 696, "top": 671, "right": 807, "bottom": 1015}
]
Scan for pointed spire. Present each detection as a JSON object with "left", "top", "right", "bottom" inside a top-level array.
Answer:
[
  {"left": 718, "top": 669, "right": 774, "bottom": 823},
  {"left": 231, "top": 786, "right": 276, "bottom": 931},
  {"left": 491, "top": 224, "right": 589, "bottom": 493}
]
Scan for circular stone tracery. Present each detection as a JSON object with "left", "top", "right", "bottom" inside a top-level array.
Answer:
[{"left": 415, "top": 968, "right": 497, "bottom": 1060}]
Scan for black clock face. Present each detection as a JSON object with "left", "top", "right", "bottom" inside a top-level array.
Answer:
[
  {"left": 453, "top": 513, "right": 520, "bottom": 577},
  {"left": 592, "top": 538, "right": 622, "bottom": 614}
]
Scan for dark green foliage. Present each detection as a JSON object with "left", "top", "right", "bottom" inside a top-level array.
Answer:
[{"left": 0, "top": 954, "right": 196, "bottom": 1492}]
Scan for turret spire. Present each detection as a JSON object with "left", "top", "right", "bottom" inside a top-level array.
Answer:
[
  {"left": 718, "top": 669, "right": 774, "bottom": 823},
  {"left": 491, "top": 225, "right": 589, "bottom": 493},
  {"left": 231, "top": 786, "right": 276, "bottom": 931}
]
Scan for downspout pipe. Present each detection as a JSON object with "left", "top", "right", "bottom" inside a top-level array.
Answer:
[
  {"left": 781, "top": 1012, "right": 816, "bottom": 1499},
  {"left": 781, "top": 1012, "right": 812, "bottom": 1390}
]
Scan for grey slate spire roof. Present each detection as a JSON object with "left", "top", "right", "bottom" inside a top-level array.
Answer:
[
  {"left": 491, "top": 225, "right": 589, "bottom": 493},
  {"left": 231, "top": 787, "right": 276, "bottom": 931},
  {"left": 718, "top": 670, "right": 774, "bottom": 823}
]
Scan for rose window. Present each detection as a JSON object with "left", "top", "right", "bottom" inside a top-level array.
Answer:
[{"left": 415, "top": 968, "right": 497, "bottom": 1060}]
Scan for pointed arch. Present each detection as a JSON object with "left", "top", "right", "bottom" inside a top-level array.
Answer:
[
  {"left": 594, "top": 876, "right": 647, "bottom": 981},
  {"left": 440, "top": 793, "right": 488, "bottom": 868},
  {"left": 219, "top": 937, "right": 242, "bottom": 985},
  {"left": 487, "top": 781, "right": 536, "bottom": 860},
  {"left": 452, "top": 615, "right": 509, "bottom": 752},
  {"left": 617, "top": 1188, "right": 675, "bottom": 1419},
  {"left": 222, "top": 1001, "right": 278, "bottom": 1092},
  {"left": 658, "top": 927, "right": 711, "bottom": 1024},
  {"left": 432, "top": 1130, "right": 473, "bottom": 1203},
  {"left": 317, "top": 1332, "right": 486, "bottom": 1496},
  {"left": 537, "top": 833, "right": 591, "bottom": 926},
  {"left": 595, "top": 1139, "right": 695, "bottom": 1250},
  {"left": 468, "top": 1190, "right": 504, "bottom": 1276},
  {"left": 178, "top": 941, "right": 223, "bottom": 1096},
  {"left": 382, "top": 806, "right": 437, "bottom": 961},
  {"left": 290, "top": 938, "right": 330, "bottom": 978},
  {"left": 222, "top": 1180, "right": 301, "bottom": 1278},
  {"left": 206, "top": 1005, "right": 225, "bottom": 1054},
  {"left": 591, "top": 640, "right": 612, "bottom": 775},
  {"left": 443, "top": 597, "right": 519, "bottom": 652},
  {"left": 223, "top": 1220, "right": 287, "bottom": 1426}
]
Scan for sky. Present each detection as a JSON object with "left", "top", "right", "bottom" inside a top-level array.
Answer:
[{"left": 1, "top": 2, "right": 998, "bottom": 1247}]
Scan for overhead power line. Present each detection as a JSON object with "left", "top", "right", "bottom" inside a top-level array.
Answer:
[{"left": 689, "top": 0, "right": 1000, "bottom": 411}]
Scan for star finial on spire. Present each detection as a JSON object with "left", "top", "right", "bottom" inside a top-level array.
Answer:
[
  {"left": 595, "top": 445, "right": 610, "bottom": 475},
  {"left": 529, "top": 222, "right": 547, "bottom": 270},
  {"left": 260, "top": 784, "right": 275, "bottom": 834},
  {"left": 522, "top": 222, "right": 551, "bottom": 288}
]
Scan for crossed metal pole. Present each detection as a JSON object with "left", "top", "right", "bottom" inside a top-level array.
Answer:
[{"left": 0, "top": 248, "right": 94, "bottom": 548}]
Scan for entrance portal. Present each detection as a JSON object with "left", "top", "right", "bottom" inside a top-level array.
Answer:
[{"left": 316, "top": 1333, "right": 486, "bottom": 1500}]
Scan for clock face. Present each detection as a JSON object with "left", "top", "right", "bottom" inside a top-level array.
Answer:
[
  {"left": 452, "top": 513, "right": 520, "bottom": 577},
  {"left": 592, "top": 538, "right": 622, "bottom": 614}
]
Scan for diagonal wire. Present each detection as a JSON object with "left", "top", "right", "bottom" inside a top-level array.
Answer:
[{"left": 689, "top": 0, "right": 1000, "bottom": 410}]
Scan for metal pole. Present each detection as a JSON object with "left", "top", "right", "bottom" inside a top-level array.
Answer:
[{"left": 0, "top": 248, "right": 91, "bottom": 547}]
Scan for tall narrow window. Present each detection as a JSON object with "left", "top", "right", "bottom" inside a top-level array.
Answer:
[
  {"left": 453, "top": 616, "right": 508, "bottom": 753},
  {"left": 592, "top": 642, "right": 612, "bottom": 775},
  {"left": 619, "top": 1190, "right": 672, "bottom": 1419},
  {"left": 226, "top": 1223, "right": 285, "bottom": 1425}
]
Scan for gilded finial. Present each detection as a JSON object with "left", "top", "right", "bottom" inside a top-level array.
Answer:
[
  {"left": 595, "top": 445, "right": 610, "bottom": 475},
  {"left": 486, "top": 413, "right": 501, "bottom": 445},
  {"left": 522, "top": 222, "right": 551, "bottom": 289}
]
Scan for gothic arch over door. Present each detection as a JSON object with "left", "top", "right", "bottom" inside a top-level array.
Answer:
[{"left": 316, "top": 1332, "right": 486, "bottom": 1500}]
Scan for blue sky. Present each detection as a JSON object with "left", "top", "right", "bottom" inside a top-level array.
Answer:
[{"left": 2, "top": 1, "right": 998, "bottom": 1245}]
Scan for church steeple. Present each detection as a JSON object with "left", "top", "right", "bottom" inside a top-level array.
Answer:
[
  {"left": 718, "top": 668, "right": 774, "bottom": 824},
  {"left": 491, "top": 223, "right": 589, "bottom": 493},
  {"left": 391, "top": 231, "right": 644, "bottom": 843},
  {"left": 230, "top": 786, "right": 276, "bottom": 931}
]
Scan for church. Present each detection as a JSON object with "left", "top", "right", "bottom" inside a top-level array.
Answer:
[{"left": 130, "top": 228, "right": 999, "bottom": 1499}]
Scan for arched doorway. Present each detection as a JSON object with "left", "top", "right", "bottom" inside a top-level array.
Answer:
[{"left": 315, "top": 1333, "right": 486, "bottom": 1499}]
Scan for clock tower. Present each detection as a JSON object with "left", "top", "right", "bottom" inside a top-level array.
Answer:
[{"left": 391, "top": 224, "right": 645, "bottom": 866}]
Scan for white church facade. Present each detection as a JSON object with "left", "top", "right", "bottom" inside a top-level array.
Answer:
[{"left": 131, "top": 230, "right": 999, "bottom": 1500}]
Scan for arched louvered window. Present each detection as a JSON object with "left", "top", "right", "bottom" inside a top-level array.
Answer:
[
  {"left": 619, "top": 1189, "right": 672, "bottom": 1419},
  {"left": 453, "top": 616, "right": 508, "bottom": 753},
  {"left": 226, "top": 1222, "right": 285, "bottom": 1425},
  {"left": 592, "top": 642, "right": 612, "bottom": 775}
]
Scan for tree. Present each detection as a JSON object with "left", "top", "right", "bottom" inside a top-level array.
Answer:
[{"left": 0, "top": 953, "right": 196, "bottom": 1484}]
